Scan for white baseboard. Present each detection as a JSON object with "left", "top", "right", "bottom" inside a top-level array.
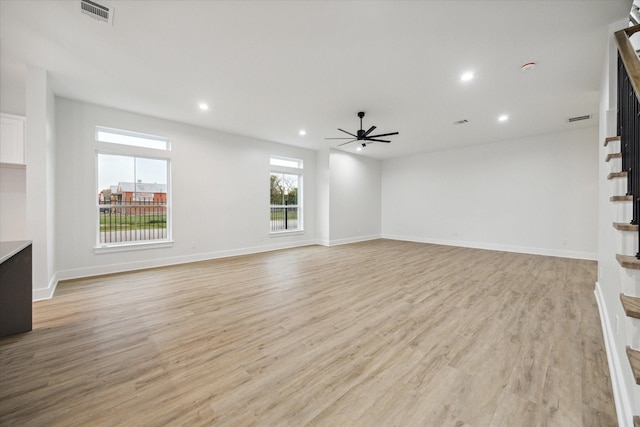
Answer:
[
  {"left": 329, "top": 234, "right": 381, "bottom": 246},
  {"left": 32, "top": 271, "right": 58, "bottom": 301},
  {"left": 594, "top": 281, "right": 633, "bottom": 427},
  {"left": 381, "top": 234, "right": 597, "bottom": 260}
]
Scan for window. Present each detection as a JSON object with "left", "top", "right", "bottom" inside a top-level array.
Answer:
[
  {"left": 96, "top": 127, "right": 171, "bottom": 248},
  {"left": 270, "top": 156, "right": 303, "bottom": 233},
  {"left": 96, "top": 126, "right": 170, "bottom": 151}
]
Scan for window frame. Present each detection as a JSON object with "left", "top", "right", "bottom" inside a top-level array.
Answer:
[
  {"left": 96, "top": 126, "right": 171, "bottom": 151},
  {"left": 269, "top": 155, "right": 304, "bottom": 235},
  {"left": 94, "top": 127, "right": 173, "bottom": 253}
]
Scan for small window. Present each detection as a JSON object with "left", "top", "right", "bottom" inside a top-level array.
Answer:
[
  {"left": 270, "top": 156, "right": 303, "bottom": 169},
  {"left": 270, "top": 156, "right": 303, "bottom": 233},
  {"left": 96, "top": 126, "right": 170, "bottom": 151}
]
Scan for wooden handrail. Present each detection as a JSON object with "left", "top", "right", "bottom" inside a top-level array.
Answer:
[{"left": 615, "top": 25, "right": 640, "bottom": 101}]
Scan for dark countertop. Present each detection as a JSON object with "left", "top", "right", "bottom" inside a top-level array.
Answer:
[{"left": 0, "top": 240, "right": 32, "bottom": 264}]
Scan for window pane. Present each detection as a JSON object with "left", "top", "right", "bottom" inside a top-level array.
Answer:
[
  {"left": 98, "top": 154, "right": 134, "bottom": 194},
  {"left": 270, "top": 173, "right": 298, "bottom": 204},
  {"left": 97, "top": 153, "right": 169, "bottom": 245},
  {"left": 270, "top": 173, "right": 284, "bottom": 204},
  {"left": 270, "top": 156, "right": 303, "bottom": 169},
  {"left": 283, "top": 174, "right": 298, "bottom": 205},
  {"left": 96, "top": 126, "right": 169, "bottom": 150}
]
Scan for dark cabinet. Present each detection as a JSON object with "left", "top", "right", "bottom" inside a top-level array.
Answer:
[{"left": 0, "top": 241, "right": 32, "bottom": 337}]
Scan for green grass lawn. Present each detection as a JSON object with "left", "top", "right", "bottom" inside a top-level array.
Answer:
[{"left": 100, "top": 214, "right": 166, "bottom": 231}]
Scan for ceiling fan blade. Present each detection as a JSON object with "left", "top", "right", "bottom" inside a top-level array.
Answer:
[
  {"left": 364, "top": 125, "right": 376, "bottom": 136},
  {"left": 338, "top": 139, "right": 357, "bottom": 146},
  {"left": 338, "top": 128, "right": 357, "bottom": 137},
  {"left": 365, "top": 138, "right": 391, "bottom": 143},
  {"left": 325, "top": 137, "right": 358, "bottom": 140},
  {"left": 366, "top": 132, "right": 399, "bottom": 138}
]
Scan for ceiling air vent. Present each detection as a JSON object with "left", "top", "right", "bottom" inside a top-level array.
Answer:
[
  {"left": 566, "top": 114, "right": 592, "bottom": 123},
  {"left": 79, "top": 0, "right": 113, "bottom": 25},
  {"left": 453, "top": 119, "right": 469, "bottom": 125}
]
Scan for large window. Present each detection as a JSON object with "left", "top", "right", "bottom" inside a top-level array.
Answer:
[
  {"left": 270, "top": 156, "right": 303, "bottom": 233},
  {"left": 96, "top": 127, "right": 171, "bottom": 248}
]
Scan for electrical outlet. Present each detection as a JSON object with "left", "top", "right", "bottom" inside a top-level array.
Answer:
[{"left": 191, "top": 241, "right": 196, "bottom": 249}]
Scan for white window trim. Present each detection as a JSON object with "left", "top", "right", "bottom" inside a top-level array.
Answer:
[
  {"left": 94, "top": 240, "right": 174, "bottom": 254},
  {"left": 94, "top": 127, "right": 173, "bottom": 251},
  {"left": 269, "top": 229, "right": 305, "bottom": 237}
]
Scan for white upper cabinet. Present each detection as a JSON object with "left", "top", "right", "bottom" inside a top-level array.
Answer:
[{"left": 0, "top": 114, "right": 26, "bottom": 165}]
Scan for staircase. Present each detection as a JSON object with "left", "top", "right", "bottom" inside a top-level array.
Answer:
[
  {"left": 605, "top": 132, "right": 640, "bottom": 426},
  {"left": 602, "top": 25, "right": 640, "bottom": 427}
]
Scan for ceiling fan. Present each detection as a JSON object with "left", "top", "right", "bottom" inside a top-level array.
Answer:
[{"left": 326, "top": 112, "right": 399, "bottom": 147}]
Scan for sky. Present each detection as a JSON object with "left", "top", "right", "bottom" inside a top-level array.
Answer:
[
  {"left": 96, "top": 127, "right": 169, "bottom": 193},
  {"left": 98, "top": 154, "right": 167, "bottom": 192}
]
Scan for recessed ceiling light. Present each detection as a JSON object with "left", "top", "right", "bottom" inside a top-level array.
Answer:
[
  {"left": 299, "top": 130, "right": 306, "bottom": 136},
  {"left": 198, "top": 102, "right": 209, "bottom": 111},
  {"left": 498, "top": 114, "right": 509, "bottom": 122},
  {"left": 460, "top": 71, "right": 474, "bottom": 82}
]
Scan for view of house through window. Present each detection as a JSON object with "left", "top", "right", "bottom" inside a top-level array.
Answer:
[
  {"left": 96, "top": 128, "right": 170, "bottom": 247},
  {"left": 270, "top": 156, "right": 303, "bottom": 232}
]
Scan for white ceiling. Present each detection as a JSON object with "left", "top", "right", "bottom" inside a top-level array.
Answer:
[{"left": 0, "top": 0, "right": 630, "bottom": 159}]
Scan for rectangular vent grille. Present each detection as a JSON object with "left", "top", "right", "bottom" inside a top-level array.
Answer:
[
  {"left": 567, "top": 114, "right": 592, "bottom": 123},
  {"left": 453, "top": 119, "right": 469, "bottom": 125},
  {"left": 80, "top": 0, "right": 113, "bottom": 25}
]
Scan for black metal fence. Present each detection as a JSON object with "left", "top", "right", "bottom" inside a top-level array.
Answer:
[
  {"left": 270, "top": 205, "right": 299, "bottom": 232},
  {"left": 617, "top": 53, "right": 640, "bottom": 258},
  {"left": 98, "top": 199, "right": 167, "bottom": 244}
]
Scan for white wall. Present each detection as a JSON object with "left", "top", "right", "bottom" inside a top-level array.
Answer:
[
  {"left": 0, "top": 61, "right": 26, "bottom": 116},
  {"left": 55, "top": 98, "right": 317, "bottom": 283},
  {"left": 328, "top": 150, "right": 382, "bottom": 245},
  {"left": 381, "top": 127, "right": 599, "bottom": 259},
  {"left": 315, "top": 147, "right": 330, "bottom": 246},
  {"left": 0, "top": 166, "right": 26, "bottom": 240},
  {"left": 26, "top": 66, "right": 56, "bottom": 299},
  {"left": 0, "top": 59, "right": 27, "bottom": 243}
]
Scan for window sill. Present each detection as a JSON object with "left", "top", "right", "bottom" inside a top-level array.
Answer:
[
  {"left": 269, "top": 230, "right": 305, "bottom": 237},
  {"left": 94, "top": 240, "right": 174, "bottom": 254}
]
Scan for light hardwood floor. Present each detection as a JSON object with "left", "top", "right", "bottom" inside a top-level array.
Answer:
[{"left": 0, "top": 240, "right": 617, "bottom": 426}]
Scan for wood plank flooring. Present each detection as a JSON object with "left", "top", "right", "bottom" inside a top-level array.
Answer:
[{"left": 0, "top": 240, "right": 617, "bottom": 426}]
